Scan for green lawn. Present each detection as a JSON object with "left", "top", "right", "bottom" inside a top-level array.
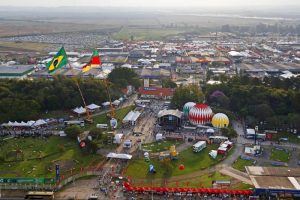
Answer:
[
  {"left": 0, "top": 136, "right": 102, "bottom": 178},
  {"left": 232, "top": 157, "right": 255, "bottom": 172},
  {"left": 270, "top": 148, "right": 290, "bottom": 163},
  {"left": 272, "top": 132, "right": 300, "bottom": 144},
  {"left": 82, "top": 105, "right": 134, "bottom": 131},
  {"left": 142, "top": 140, "right": 184, "bottom": 153},
  {"left": 131, "top": 171, "right": 253, "bottom": 190},
  {"left": 125, "top": 144, "right": 224, "bottom": 179}
]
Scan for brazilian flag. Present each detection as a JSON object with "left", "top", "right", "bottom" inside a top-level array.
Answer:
[{"left": 46, "top": 47, "right": 68, "bottom": 73}]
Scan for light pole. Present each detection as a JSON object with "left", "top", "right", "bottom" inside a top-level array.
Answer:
[{"left": 254, "top": 125, "right": 258, "bottom": 146}]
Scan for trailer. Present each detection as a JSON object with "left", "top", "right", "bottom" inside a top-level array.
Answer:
[{"left": 193, "top": 141, "right": 206, "bottom": 152}]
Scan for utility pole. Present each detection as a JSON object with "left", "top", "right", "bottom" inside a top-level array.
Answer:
[{"left": 254, "top": 126, "right": 258, "bottom": 146}]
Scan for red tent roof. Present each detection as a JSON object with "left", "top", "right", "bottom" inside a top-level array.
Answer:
[
  {"left": 138, "top": 87, "right": 174, "bottom": 97},
  {"left": 124, "top": 182, "right": 253, "bottom": 195}
]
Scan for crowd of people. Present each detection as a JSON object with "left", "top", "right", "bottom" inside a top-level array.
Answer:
[
  {"left": 124, "top": 191, "right": 252, "bottom": 200},
  {"left": 0, "top": 126, "right": 53, "bottom": 137}
]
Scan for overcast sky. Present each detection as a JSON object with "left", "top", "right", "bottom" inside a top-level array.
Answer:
[{"left": 0, "top": 0, "right": 299, "bottom": 7}]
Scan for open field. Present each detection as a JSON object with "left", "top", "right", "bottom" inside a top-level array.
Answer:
[
  {"left": 131, "top": 171, "right": 253, "bottom": 189},
  {"left": 125, "top": 144, "right": 224, "bottom": 179},
  {"left": 270, "top": 148, "right": 290, "bottom": 163},
  {"left": 232, "top": 158, "right": 255, "bottom": 172},
  {"left": 142, "top": 140, "right": 184, "bottom": 153},
  {"left": 0, "top": 19, "right": 117, "bottom": 37},
  {"left": 0, "top": 41, "right": 50, "bottom": 52},
  {"left": 83, "top": 105, "right": 135, "bottom": 131},
  {"left": 0, "top": 136, "right": 102, "bottom": 178}
]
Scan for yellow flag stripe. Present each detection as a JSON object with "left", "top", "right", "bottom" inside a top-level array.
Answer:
[{"left": 48, "top": 56, "right": 64, "bottom": 71}]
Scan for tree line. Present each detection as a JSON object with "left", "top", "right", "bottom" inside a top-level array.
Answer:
[
  {"left": 205, "top": 75, "right": 300, "bottom": 131},
  {"left": 221, "top": 23, "right": 300, "bottom": 35},
  {"left": 0, "top": 68, "right": 140, "bottom": 123}
]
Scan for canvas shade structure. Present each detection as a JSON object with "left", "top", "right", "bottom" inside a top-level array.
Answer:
[
  {"left": 106, "top": 153, "right": 132, "bottom": 160},
  {"left": 86, "top": 103, "right": 100, "bottom": 110},
  {"left": 102, "top": 102, "right": 111, "bottom": 106},
  {"left": 122, "top": 111, "right": 141, "bottom": 125},
  {"left": 207, "top": 128, "right": 215, "bottom": 133},
  {"left": 33, "top": 119, "right": 47, "bottom": 127},
  {"left": 73, "top": 106, "right": 86, "bottom": 115}
]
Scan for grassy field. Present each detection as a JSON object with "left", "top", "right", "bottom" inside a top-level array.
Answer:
[
  {"left": 83, "top": 105, "right": 134, "bottom": 131},
  {"left": 125, "top": 144, "right": 224, "bottom": 179},
  {"left": 272, "top": 132, "right": 300, "bottom": 144},
  {"left": 131, "top": 171, "right": 253, "bottom": 190},
  {"left": 0, "top": 136, "right": 102, "bottom": 178},
  {"left": 232, "top": 158, "right": 255, "bottom": 172},
  {"left": 270, "top": 148, "right": 290, "bottom": 163},
  {"left": 142, "top": 140, "right": 184, "bottom": 153},
  {"left": 0, "top": 41, "right": 50, "bottom": 52}
]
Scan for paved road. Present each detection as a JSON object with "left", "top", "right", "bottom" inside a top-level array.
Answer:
[{"left": 222, "top": 121, "right": 245, "bottom": 166}]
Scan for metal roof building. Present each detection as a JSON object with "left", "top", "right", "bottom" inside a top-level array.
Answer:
[{"left": 0, "top": 65, "right": 34, "bottom": 79}]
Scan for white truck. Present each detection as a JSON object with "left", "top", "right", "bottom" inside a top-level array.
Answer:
[{"left": 193, "top": 141, "right": 206, "bottom": 153}]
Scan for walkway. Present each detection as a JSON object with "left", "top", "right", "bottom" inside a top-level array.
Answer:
[
  {"left": 130, "top": 120, "right": 251, "bottom": 186},
  {"left": 219, "top": 167, "right": 252, "bottom": 185}
]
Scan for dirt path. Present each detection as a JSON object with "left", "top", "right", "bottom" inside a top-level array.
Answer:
[{"left": 219, "top": 167, "right": 253, "bottom": 185}]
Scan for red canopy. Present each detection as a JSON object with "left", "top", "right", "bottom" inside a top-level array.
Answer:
[
  {"left": 190, "top": 188, "right": 198, "bottom": 193},
  {"left": 123, "top": 181, "right": 253, "bottom": 196},
  {"left": 167, "top": 188, "right": 176, "bottom": 192},
  {"left": 123, "top": 182, "right": 130, "bottom": 188},
  {"left": 143, "top": 187, "right": 152, "bottom": 191}
]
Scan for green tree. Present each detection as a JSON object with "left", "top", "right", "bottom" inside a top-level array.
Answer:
[
  {"left": 84, "top": 140, "right": 98, "bottom": 154},
  {"left": 64, "top": 125, "right": 82, "bottom": 140},
  {"left": 251, "top": 104, "right": 274, "bottom": 122},
  {"left": 161, "top": 78, "right": 177, "bottom": 88},
  {"left": 108, "top": 68, "right": 141, "bottom": 89},
  {"left": 221, "top": 128, "right": 237, "bottom": 138},
  {"left": 171, "top": 84, "right": 204, "bottom": 109},
  {"left": 89, "top": 128, "right": 103, "bottom": 140}
]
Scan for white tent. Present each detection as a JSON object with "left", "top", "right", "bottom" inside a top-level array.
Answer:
[
  {"left": 73, "top": 106, "right": 86, "bottom": 115},
  {"left": 106, "top": 152, "right": 132, "bottom": 160},
  {"left": 102, "top": 102, "right": 111, "bottom": 107},
  {"left": 13, "top": 121, "right": 21, "bottom": 126},
  {"left": 20, "top": 121, "right": 29, "bottom": 127},
  {"left": 112, "top": 100, "right": 121, "bottom": 106},
  {"left": 114, "top": 134, "right": 124, "bottom": 144},
  {"left": 86, "top": 103, "right": 100, "bottom": 110},
  {"left": 220, "top": 143, "right": 229, "bottom": 148},
  {"left": 207, "top": 128, "right": 215, "bottom": 133},
  {"left": 33, "top": 119, "right": 47, "bottom": 127},
  {"left": 122, "top": 111, "right": 141, "bottom": 125},
  {"left": 156, "top": 133, "right": 163, "bottom": 141},
  {"left": 27, "top": 120, "right": 36, "bottom": 126},
  {"left": 121, "top": 64, "right": 132, "bottom": 68},
  {"left": 209, "top": 150, "right": 218, "bottom": 159}
]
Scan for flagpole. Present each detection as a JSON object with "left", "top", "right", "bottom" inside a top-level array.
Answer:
[{"left": 68, "top": 62, "right": 92, "bottom": 122}]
